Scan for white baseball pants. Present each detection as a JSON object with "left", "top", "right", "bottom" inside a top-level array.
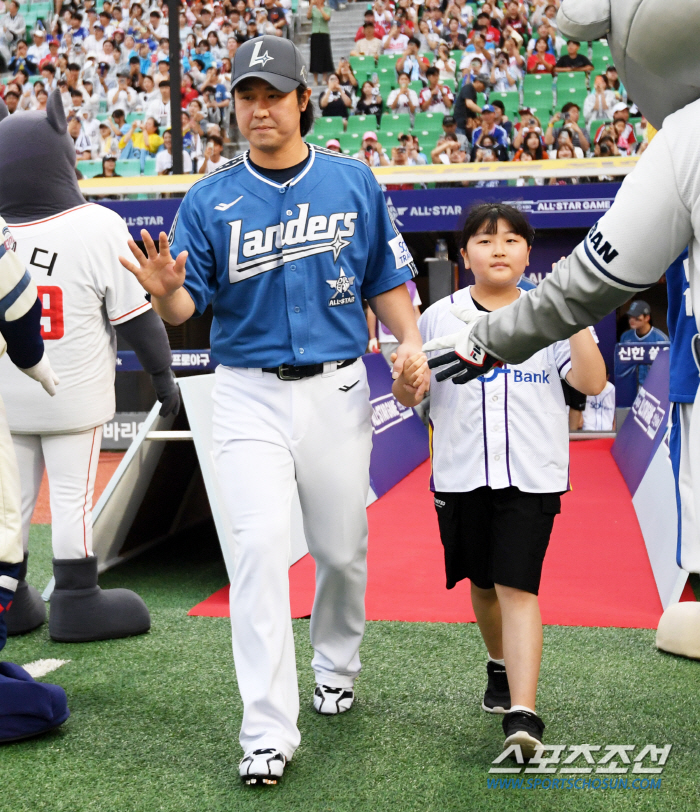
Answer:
[
  {"left": 0, "top": 396, "right": 23, "bottom": 565},
  {"left": 212, "top": 361, "right": 373, "bottom": 760},
  {"left": 12, "top": 427, "right": 102, "bottom": 558}
]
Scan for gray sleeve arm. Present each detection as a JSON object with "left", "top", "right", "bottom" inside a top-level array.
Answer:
[
  {"left": 114, "top": 307, "right": 171, "bottom": 374},
  {"left": 471, "top": 126, "right": 694, "bottom": 364}
]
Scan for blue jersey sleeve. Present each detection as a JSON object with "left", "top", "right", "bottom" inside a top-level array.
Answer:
[
  {"left": 361, "top": 173, "right": 416, "bottom": 300},
  {"left": 170, "top": 192, "right": 217, "bottom": 318}
]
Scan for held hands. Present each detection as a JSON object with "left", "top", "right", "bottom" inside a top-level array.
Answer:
[
  {"left": 422, "top": 305, "right": 501, "bottom": 384},
  {"left": 119, "top": 230, "right": 188, "bottom": 300},
  {"left": 391, "top": 350, "right": 430, "bottom": 405}
]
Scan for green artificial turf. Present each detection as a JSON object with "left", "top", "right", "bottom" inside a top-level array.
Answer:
[{"left": 4, "top": 525, "right": 700, "bottom": 812}]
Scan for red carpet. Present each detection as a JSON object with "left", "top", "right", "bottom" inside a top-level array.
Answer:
[{"left": 190, "top": 440, "right": 689, "bottom": 628}]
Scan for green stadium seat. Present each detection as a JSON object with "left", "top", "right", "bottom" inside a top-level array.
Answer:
[
  {"left": 421, "top": 52, "right": 434, "bottom": 64},
  {"left": 338, "top": 132, "right": 362, "bottom": 155},
  {"left": 382, "top": 113, "right": 411, "bottom": 136},
  {"left": 142, "top": 158, "right": 157, "bottom": 176},
  {"left": 556, "top": 86, "right": 587, "bottom": 110},
  {"left": 556, "top": 71, "right": 588, "bottom": 91},
  {"left": 489, "top": 90, "right": 520, "bottom": 118},
  {"left": 125, "top": 112, "right": 142, "bottom": 125},
  {"left": 117, "top": 159, "right": 143, "bottom": 177},
  {"left": 95, "top": 113, "right": 109, "bottom": 122},
  {"left": 314, "top": 115, "right": 345, "bottom": 137},
  {"left": 378, "top": 83, "right": 393, "bottom": 105},
  {"left": 28, "top": 75, "right": 43, "bottom": 84},
  {"left": 376, "top": 66, "right": 396, "bottom": 85},
  {"left": 442, "top": 78, "right": 456, "bottom": 93},
  {"left": 347, "top": 114, "right": 376, "bottom": 135},
  {"left": 306, "top": 132, "right": 328, "bottom": 147},
  {"left": 522, "top": 88, "right": 554, "bottom": 117},
  {"left": 377, "top": 54, "right": 399, "bottom": 71},
  {"left": 78, "top": 159, "right": 104, "bottom": 179},
  {"left": 409, "top": 80, "right": 423, "bottom": 95},
  {"left": 449, "top": 49, "right": 463, "bottom": 63},
  {"left": 413, "top": 111, "right": 444, "bottom": 132},
  {"left": 349, "top": 56, "right": 375, "bottom": 75},
  {"left": 476, "top": 92, "right": 487, "bottom": 108},
  {"left": 590, "top": 41, "right": 612, "bottom": 61},
  {"left": 523, "top": 73, "right": 553, "bottom": 92}
]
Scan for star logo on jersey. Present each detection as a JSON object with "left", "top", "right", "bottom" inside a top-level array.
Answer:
[
  {"left": 326, "top": 268, "right": 356, "bottom": 307},
  {"left": 386, "top": 197, "right": 408, "bottom": 228},
  {"left": 249, "top": 40, "right": 274, "bottom": 68},
  {"left": 330, "top": 230, "right": 350, "bottom": 261}
]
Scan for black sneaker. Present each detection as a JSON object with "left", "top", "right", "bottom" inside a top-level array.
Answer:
[
  {"left": 482, "top": 661, "right": 511, "bottom": 714},
  {"left": 502, "top": 710, "right": 545, "bottom": 760}
]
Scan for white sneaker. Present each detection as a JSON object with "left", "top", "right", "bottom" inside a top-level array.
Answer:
[
  {"left": 313, "top": 684, "right": 355, "bottom": 715},
  {"left": 239, "top": 748, "right": 287, "bottom": 785}
]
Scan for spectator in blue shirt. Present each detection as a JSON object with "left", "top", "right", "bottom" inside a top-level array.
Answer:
[
  {"left": 620, "top": 299, "right": 669, "bottom": 387},
  {"left": 8, "top": 40, "right": 37, "bottom": 75}
]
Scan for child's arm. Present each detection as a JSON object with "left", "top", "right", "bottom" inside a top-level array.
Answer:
[
  {"left": 392, "top": 352, "right": 430, "bottom": 408},
  {"left": 565, "top": 327, "right": 607, "bottom": 396}
]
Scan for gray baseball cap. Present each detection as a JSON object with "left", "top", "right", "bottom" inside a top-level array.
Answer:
[{"left": 231, "top": 35, "right": 308, "bottom": 94}]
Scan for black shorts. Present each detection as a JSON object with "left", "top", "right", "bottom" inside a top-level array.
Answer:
[{"left": 433, "top": 487, "right": 562, "bottom": 595}]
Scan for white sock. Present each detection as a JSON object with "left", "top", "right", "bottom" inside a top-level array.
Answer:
[
  {"left": 488, "top": 656, "right": 506, "bottom": 667},
  {"left": 509, "top": 704, "right": 536, "bottom": 715}
]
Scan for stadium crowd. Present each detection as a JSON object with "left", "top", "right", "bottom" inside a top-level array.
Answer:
[{"left": 0, "top": 0, "right": 649, "bottom": 180}]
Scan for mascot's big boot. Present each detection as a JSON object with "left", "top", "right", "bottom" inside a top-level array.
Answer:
[
  {"left": 5, "top": 554, "right": 46, "bottom": 635},
  {"left": 49, "top": 556, "right": 151, "bottom": 643},
  {"left": 656, "top": 602, "right": 700, "bottom": 660}
]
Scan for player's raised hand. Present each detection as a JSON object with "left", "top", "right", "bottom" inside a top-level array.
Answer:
[{"left": 119, "top": 230, "right": 188, "bottom": 299}]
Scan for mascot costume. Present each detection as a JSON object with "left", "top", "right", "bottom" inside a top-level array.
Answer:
[
  {"left": 422, "top": 0, "right": 700, "bottom": 657},
  {"left": 0, "top": 90, "right": 179, "bottom": 643},
  {"left": 0, "top": 220, "right": 69, "bottom": 741}
]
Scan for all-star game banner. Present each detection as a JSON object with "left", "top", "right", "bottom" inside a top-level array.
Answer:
[{"left": 100, "top": 183, "right": 622, "bottom": 240}]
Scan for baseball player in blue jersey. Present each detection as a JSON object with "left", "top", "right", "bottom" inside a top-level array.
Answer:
[{"left": 120, "top": 36, "right": 426, "bottom": 786}]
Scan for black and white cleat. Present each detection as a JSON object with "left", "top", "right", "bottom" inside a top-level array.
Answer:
[
  {"left": 313, "top": 684, "right": 355, "bottom": 715},
  {"left": 239, "top": 748, "right": 286, "bottom": 786}
]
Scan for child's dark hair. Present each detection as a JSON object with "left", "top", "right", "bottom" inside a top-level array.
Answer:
[{"left": 458, "top": 203, "right": 535, "bottom": 250}]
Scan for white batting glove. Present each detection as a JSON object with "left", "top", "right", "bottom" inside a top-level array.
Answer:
[
  {"left": 19, "top": 352, "right": 60, "bottom": 396},
  {"left": 422, "top": 305, "right": 502, "bottom": 384}
]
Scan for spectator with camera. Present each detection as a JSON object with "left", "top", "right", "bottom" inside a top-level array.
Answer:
[
  {"left": 387, "top": 72, "right": 419, "bottom": 116},
  {"left": 584, "top": 74, "right": 617, "bottom": 126},
  {"left": 513, "top": 128, "right": 548, "bottom": 162},
  {"left": 354, "top": 131, "right": 390, "bottom": 167},
  {"left": 320, "top": 72, "right": 353, "bottom": 119},
  {"left": 354, "top": 80, "right": 383, "bottom": 126},
  {"left": 471, "top": 104, "right": 509, "bottom": 158},
  {"left": 118, "top": 116, "right": 164, "bottom": 161},
  {"left": 490, "top": 51, "right": 519, "bottom": 91},
  {"left": 545, "top": 102, "right": 589, "bottom": 152},
  {"left": 396, "top": 37, "right": 423, "bottom": 82},
  {"left": 200, "top": 135, "right": 227, "bottom": 175}
]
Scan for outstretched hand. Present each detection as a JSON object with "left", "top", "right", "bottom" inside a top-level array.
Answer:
[
  {"left": 422, "top": 305, "right": 502, "bottom": 384},
  {"left": 119, "top": 230, "right": 188, "bottom": 299}
]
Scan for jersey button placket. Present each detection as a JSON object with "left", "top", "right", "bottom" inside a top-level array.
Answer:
[{"left": 282, "top": 188, "right": 309, "bottom": 364}]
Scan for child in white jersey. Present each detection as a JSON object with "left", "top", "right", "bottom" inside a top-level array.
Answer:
[{"left": 393, "top": 203, "right": 606, "bottom": 757}]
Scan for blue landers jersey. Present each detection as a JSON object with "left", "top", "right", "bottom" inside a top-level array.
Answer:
[
  {"left": 170, "top": 146, "right": 417, "bottom": 368},
  {"left": 666, "top": 249, "right": 699, "bottom": 403}
]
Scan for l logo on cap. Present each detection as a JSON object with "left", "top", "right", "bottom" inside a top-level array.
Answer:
[{"left": 249, "top": 40, "right": 274, "bottom": 68}]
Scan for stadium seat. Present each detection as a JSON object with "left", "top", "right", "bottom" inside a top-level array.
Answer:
[
  {"left": 382, "top": 113, "right": 411, "bottom": 135},
  {"left": 378, "top": 83, "right": 393, "bottom": 106},
  {"left": 376, "top": 66, "right": 396, "bottom": 85},
  {"left": 306, "top": 132, "right": 328, "bottom": 147},
  {"left": 338, "top": 132, "right": 361, "bottom": 155},
  {"left": 142, "top": 158, "right": 157, "bottom": 176},
  {"left": 590, "top": 41, "right": 612, "bottom": 62},
  {"left": 421, "top": 52, "right": 434, "bottom": 65},
  {"left": 522, "top": 89, "right": 554, "bottom": 118},
  {"left": 449, "top": 50, "right": 463, "bottom": 63},
  {"left": 413, "top": 111, "right": 444, "bottom": 132},
  {"left": 78, "top": 159, "right": 103, "bottom": 179},
  {"left": 523, "top": 73, "right": 553, "bottom": 92},
  {"left": 409, "top": 80, "right": 423, "bottom": 95},
  {"left": 477, "top": 92, "right": 487, "bottom": 108},
  {"left": 556, "top": 86, "right": 587, "bottom": 110},
  {"left": 314, "top": 116, "right": 345, "bottom": 137},
  {"left": 125, "top": 112, "right": 142, "bottom": 124},
  {"left": 95, "top": 113, "right": 109, "bottom": 122},
  {"left": 556, "top": 71, "right": 588, "bottom": 91},
  {"left": 442, "top": 78, "right": 456, "bottom": 93},
  {"left": 117, "top": 159, "right": 143, "bottom": 177},
  {"left": 377, "top": 54, "right": 398, "bottom": 72},
  {"left": 349, "top": 56, "right": 374, "bottom": 76},
  {"left": 347, "top": 114, "right": 376, "bottom": 135}
]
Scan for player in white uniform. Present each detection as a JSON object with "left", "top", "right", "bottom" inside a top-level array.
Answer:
[
  {"left": 120, "top": 36, "right": 424, "bottom": 785},
  {"left": 0, "top": 92, "right": 178, "bottom": 643}
]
